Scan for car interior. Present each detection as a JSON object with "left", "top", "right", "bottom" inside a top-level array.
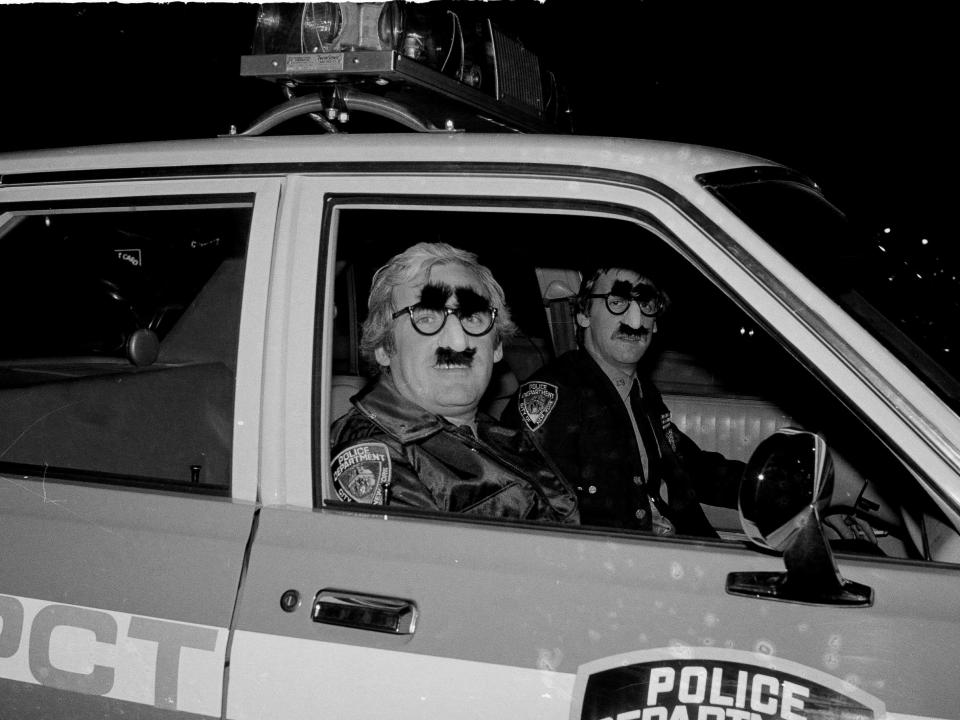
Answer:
[
  {"left": 328, "top": 207, "right": 953, "bottom": 561},
  {"left": 0, "top": 204, "right": 250, "bottom": 492},
  {"left": 0, "top": 200, "right": 953, "bottom": 563}
]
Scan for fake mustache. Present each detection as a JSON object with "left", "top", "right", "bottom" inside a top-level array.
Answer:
[
  {"left": 435, "top": 347, "right": 477, "bottom": 366},
  {"left": 613, "top": 324, "right": 651, "bottom": 340}
]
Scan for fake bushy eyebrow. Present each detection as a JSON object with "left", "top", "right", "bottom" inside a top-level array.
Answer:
[
  {"left": 609, "top": 279, "right": 655, "bottom": 297},
  {"left": 455, "top": 286, "right": 492, "bottom": 315},
  {"left": 418, "top": 282, "right": 452, "bottom": 309},
  {"left": 609, "top": 279, "right": 638, "bottom": 296},
  {"left": 417, "top": 282, "right": 491, "bottom": 313}
]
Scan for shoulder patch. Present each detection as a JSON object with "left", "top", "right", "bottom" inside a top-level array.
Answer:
[
  {"left": 331, "top": 442, "right": 392, "bottom": 504},
  {"left": 518, "top": 381, "right": 559, "bottom": 431}
]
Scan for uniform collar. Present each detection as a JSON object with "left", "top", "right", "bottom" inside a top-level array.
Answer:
[
  {"left": 352, "top": 373, "right": 472, "bottom": 444},
  {"left": 581, "top": 348, "right": 637, "bottom": 401}
]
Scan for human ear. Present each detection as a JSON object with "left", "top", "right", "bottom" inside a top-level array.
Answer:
[
  {"left": 374, "top": 347, "right": 392, "bottom": 367},
  {"left": 494, "top": 341, "right": 503, "bottom": 363},
  {"left": 576, "top": 312, "right": 590, "bottom": 329}
]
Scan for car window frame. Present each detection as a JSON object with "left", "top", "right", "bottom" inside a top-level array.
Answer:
[
  {"left": 307, "top": 182, "right": 960, "bottom": 559},
  {"left": 0, "top": 176, "right": 282, "bottom": 502}
]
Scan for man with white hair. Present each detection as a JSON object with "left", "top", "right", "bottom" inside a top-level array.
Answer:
[{"left": 330, "top": 242, "right": 578, "bottom": 523}]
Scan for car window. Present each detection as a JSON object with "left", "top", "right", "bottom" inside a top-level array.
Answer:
[
  {"left": 0, "top": 200, "right": 251, "bottom": 493},
  {"left": 319, "top": 205, "right": 955, "bottom": 564},
  {"left": 700, "top": 168, "right": 960, "bottom": 415}
]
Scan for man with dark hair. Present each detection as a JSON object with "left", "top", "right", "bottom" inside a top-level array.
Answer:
[
  {"left": 330, "top": 242, "right": 578, "bottom": 523},
  {"left": 502, "top": 265, "right": 742, "bottom": 536}
]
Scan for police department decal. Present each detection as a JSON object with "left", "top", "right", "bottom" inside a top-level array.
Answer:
[
  {"left": 570, "top": 647, "right": 885, "bottom": 720},
  {"left": 331, "top": 442, "right": 391, "bottom": 504},
  {"left": 519, "top": 382, "right": 558, "bottom": 431}
]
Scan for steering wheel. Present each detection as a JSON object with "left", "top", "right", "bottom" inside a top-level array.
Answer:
[{"left": 91, "top": 279, "right": 158, "bottom": 365}]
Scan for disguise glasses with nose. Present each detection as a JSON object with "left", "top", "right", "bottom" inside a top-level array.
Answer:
[
  {"left": 392, "top": 304, "right": 497, "bottom": 337},
  {"left": 587, "top": 283, "right": 665, "bottom": 317}
]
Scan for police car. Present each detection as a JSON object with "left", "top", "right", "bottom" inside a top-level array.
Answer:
[
  {"left": 1, "top": 4, "right": 959, "bottom": 718},
  {"left": 0, "top": 130, "right": 957, "bottom": 720}
]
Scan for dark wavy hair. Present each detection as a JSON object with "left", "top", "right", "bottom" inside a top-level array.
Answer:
[{"left": 574, "top": 266, "right": 670, "bottom": 344}]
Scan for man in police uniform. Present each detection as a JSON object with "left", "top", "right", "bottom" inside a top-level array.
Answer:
[
  {"left": 502, "top": 266, "right": 742, "bottom": 536},
  {"left": 330, "top": 242, "right": 578, "bottom": 523}
]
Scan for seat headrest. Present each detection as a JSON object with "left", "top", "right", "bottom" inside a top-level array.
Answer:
[{"left": 331, "top": 375, "right": 368, "bottom": 420}]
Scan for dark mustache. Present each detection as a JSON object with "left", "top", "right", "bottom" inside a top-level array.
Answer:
[
  {"left": 614, "top": 324, "right": 650, "bottom": 339},
  {"left": 435, "top": 347, "right": 477, "bottom": 365}
]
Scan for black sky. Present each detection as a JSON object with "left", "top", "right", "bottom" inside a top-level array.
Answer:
[{"left": 0, "top": 1, "right": 952, "bottom": 238}]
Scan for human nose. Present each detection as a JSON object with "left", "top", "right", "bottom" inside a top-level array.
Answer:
[
  {"left": 438, "top": 311, "right": 469, "bottom": 350},
  {"left": 622, "top": 299, "right": 645, "bottom": 328}
]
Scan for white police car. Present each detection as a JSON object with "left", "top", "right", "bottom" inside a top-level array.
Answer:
[{"left": 0, "top": 131, "right": 958, "bottom": 720}]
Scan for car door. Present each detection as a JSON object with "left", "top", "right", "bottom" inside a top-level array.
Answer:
[
  {"left": 0, "top": 174, "right": 279, "bottom": 717},
  {"left": 229, "top": 170, "right": 960, "bottom": 720}
]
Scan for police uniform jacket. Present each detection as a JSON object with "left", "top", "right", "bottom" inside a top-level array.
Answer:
[
  {"left": 330, "top": 373, "right": 580, "bottom": 524},
  {"left": 502, "top": 349, "right": 742, "bottom": 537}
]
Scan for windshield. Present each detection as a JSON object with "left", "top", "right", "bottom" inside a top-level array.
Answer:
[{"left": 699, "top": 167, "right": 960, "bottom": 414}]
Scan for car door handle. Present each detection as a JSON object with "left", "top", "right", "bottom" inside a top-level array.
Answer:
[{"left": 311, "top": 588, "right": 418, "bottom": 635}]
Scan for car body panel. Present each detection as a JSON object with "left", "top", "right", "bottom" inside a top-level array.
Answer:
[
  {"left": 0, "top": 174, "right": 280, "bottom": 715},
  {"left": 0, "top": 484, "right": 248, "bottom": 717},
  {"left": 0, "top": 135, "right": 774, "bottom": 181},
  {"left": 231, "top": 508, "right": 959, "bottom": 719}
]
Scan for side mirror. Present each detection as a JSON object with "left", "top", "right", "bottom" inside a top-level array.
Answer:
[{"left": 727, "top": 428, "right": 873, "bottom": 606}]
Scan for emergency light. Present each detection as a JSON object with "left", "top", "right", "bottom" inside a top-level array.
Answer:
[{"left": 239, "top": 2, "right": 571, "bottom": 134}]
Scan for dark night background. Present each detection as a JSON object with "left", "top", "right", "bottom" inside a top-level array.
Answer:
[{"left": 0, "top": 1, "right": 952, "bottom": 240}]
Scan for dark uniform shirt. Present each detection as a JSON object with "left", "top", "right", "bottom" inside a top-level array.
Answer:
[
  {"left": 330, "top": 373, "right": 579, "bottom": 523},
  {"left": 502, "top": 349, "right": 742, "bottom": 537}
]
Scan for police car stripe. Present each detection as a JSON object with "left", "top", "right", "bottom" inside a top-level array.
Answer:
[
  {"left": 0, "top": 593, "right": 226, "bottom": 716},
  {"left": 226, "top": 629, "right": 576, "bottom": 719},
  {"left": 0, "top": 592, "right": 947, "bottom": 720},
  {"left": 224, "top": 630, "right": 938, "bottom": 720}
]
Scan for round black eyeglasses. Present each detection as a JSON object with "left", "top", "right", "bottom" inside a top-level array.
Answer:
[
  {"left": 392, "top": 304, "right": 498, "bottom": 337},
  {"left": 587, "top": 290, "right": 664, "bottom": 317}
]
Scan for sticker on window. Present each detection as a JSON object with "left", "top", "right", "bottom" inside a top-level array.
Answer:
[
  {"left": 570, "top": 647, "right": 885, "bottom": 720},
  {"left": 331, "top": 442, "right": 392, "bottom": 504}
]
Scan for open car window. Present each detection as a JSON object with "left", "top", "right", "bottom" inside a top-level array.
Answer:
[{"left": 320, "top": 205, "right": 956, "bottom": 564}]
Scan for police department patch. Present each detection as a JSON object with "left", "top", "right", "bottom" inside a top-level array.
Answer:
[
  {"left": 518, "top": 382, "right": 558, "bottom": 431},
  {"left": 331, "top": 442, "right": 392, "bottom": 504}
]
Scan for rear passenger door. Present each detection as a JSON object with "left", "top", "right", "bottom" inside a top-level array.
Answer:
[
  {"left": 232, "top": 172, "right": 960, "bottom": 720},
  {"left": 0, "top": 176, "right": 279, "bottom": 717}
]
